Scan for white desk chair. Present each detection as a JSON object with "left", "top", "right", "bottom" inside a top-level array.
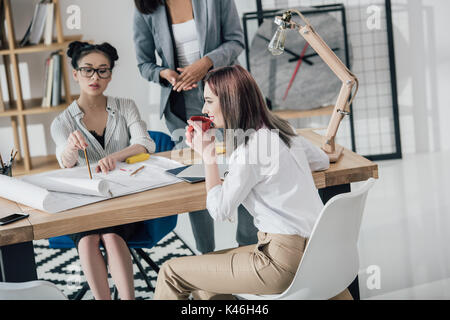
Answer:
[
  {"left": 236, "top": 178, "right": 376, "bottom": 300},
  {"left": 0, "top": 280, "right": 67, "bottom": 300}
]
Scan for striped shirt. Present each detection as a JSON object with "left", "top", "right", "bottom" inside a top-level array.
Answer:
[{"left": 51, "top": 96, "right": 155, "bottom": 168}]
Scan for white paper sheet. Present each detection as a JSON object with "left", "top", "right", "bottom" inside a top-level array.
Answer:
[{"left": 0, "top": 156, "right": 186, "bottom": 213}]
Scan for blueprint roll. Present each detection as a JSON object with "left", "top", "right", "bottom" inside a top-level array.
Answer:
[
  {"left": 0, "top": 174, "right": 53, "bottom": 212},
  {"left": 21, "top": 176, "right": 112, "bottom": 198},
  {"left": 0, "top": 174, "right": 108, "bottom": 213}
]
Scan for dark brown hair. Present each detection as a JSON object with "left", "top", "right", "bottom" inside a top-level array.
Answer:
[
  {"left": 204, "top": 65, "right": 297, "bottom": 149},
  {"left": 134, "top": 0, "right": 163, "bottom": 14}
]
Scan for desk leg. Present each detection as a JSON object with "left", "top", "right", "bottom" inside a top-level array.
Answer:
[
  {"left": 0, "top": 241, "right": 37, "bottom": 282},
  {"left": 319, "top": 183, "right": 360, "bottom": 301}
]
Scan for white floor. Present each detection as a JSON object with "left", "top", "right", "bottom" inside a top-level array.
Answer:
[{"left": 174, "top": 150, "right": 450, "bottom": 300}]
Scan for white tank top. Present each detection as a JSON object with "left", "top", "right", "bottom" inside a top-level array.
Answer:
[{"left": 172, "top": 19, "right": 201, "bottom": 68}]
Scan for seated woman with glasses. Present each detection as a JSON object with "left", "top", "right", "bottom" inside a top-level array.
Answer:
[{"left": 50, "top": 41, "right": 155, "bottom": 300}]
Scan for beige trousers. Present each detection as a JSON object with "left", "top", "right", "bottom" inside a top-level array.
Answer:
[{"left": 154, "top": 232, "right": 352, "bottom": 300}]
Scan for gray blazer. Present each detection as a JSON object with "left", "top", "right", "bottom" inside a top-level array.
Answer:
[{"left": 133, "top": 0, "right": 245, "bottom": 118}]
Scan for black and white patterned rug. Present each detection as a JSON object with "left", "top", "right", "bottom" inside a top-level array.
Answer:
[{"left": 33, "top": 232, "right": 195, "bottom": 300}]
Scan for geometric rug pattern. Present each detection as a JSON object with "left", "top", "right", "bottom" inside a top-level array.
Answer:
[{"left": 33, "top": 232, "right": 195, "bottom": 300}]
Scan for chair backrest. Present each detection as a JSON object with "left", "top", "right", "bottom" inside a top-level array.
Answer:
[
  {"left": 148, "top": 130, "right": 175, "bottom": 153},
  {"left": 0, "top": 280, "right": 67, "bottom": 300},
  {"left": 278, "top": 178, "right": 376, "bottom": 300}
]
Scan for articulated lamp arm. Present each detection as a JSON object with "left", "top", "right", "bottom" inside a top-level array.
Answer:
[{"left": 271, "top": 9, "right": 359, "bottom": 162}]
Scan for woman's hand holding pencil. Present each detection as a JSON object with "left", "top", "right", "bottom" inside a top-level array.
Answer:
[
  {"left": 65, "top": 130, "right": 92, "bottom": 179},
  {"left": 68, "top": 130, "right": 89, "bottom": 151}
]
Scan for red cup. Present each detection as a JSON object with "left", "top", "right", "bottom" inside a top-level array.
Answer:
[
  {"left": 186, "top": 116, "right": 213, "bottom": 143},
  {"left": 189, "top": 116, "right": 213, "bottom": 132}
]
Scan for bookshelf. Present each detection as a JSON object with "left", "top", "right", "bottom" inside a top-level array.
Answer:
[{"left": 0, "top": 0, "right": 82, "bottom": 175}]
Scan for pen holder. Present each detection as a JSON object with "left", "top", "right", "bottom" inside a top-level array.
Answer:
[{"left": 0, "top": 165, "right": 12, "bottom": 177}]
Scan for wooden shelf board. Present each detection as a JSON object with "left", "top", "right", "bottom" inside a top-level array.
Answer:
[
  {"left": 0, "top": 35, "right": 82, "bottom": 55},
  {"left": 12, "top": 155, "right": 60, "bottom": 177},
  {"left": 0, "top": 95, "right": 78, "bottom": 117},
  {"left": 272, "top": 105, "right": 335, "bottom": 120},
  {"left": 22, "top": 104, "right": 68, "bottom": 115}
]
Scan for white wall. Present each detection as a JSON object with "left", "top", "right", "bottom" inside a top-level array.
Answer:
[
  {"left": 1, "top": 0, "right": 449, "bottom": 158},
  {"left": 392, "top": 0, "right": 450, "bottom": 153}
]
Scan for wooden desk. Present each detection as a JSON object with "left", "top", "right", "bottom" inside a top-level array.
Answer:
[{"left": 0, "top": 130, "right": 378, "bottom": 296}]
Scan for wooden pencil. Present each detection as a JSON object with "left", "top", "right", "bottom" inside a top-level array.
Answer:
[
  {"left": 130, "top": 165, "right": 145, "bottom": 177},
  {"left": 11, "top": 151, "right": 17, "bottom": 163},
  {"left": 84, "top": 148, "right": 92, "bottom": 179}
]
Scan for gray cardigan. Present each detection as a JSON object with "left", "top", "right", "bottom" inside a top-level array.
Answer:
[{"left": 133, "top": 0, "right": 245, "bottom": 118}]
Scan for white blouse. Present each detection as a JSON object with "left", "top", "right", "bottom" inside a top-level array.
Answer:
[
  {"left": 206, "top": 128, "right": 330, "bottom": 238},
  {"left": 172, "top": 19, "right": 201, "bottom": 68}
]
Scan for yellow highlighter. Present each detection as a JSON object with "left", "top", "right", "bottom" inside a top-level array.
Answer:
[
  {"left": 126, "top": 153, "right": 150, "bottom": 164},
  {"left": 215, "top": 143, "right": 226, "bottom": 155}
]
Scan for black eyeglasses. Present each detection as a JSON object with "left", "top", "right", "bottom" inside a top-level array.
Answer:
[{"left": 77, "top": 67, "right": 112, "bottom": 79}]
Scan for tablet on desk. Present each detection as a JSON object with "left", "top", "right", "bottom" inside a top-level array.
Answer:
[
  {"left": 166, "top": 164, "right": 228, "bottom": 184},
  {"left": 166, "top": 166, "right": 205, "bottom": 184}
]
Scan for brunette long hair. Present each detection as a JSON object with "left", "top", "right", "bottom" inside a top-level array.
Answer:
[
  {"left": 134, "top": 0, "right": 163, "bottom": 14},
  {"left": 204, "top": 65, "right": 297, "bottom": 148}
]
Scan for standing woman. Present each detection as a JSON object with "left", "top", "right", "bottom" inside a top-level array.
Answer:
[
  {"left": 153, "top": 65, "right": 353, "bottom": 300},
  {"left": 133, "top": 0, "right": 258, "bottom": 254},
  {"left": 51, "top": 41, "right": 155, "bottom": 300}
]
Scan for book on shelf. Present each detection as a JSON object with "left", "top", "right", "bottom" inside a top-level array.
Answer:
[
  {"left": 0, "top": 0, "right": 4, "bottom": 50},
  {"left": 42, "top": 51, "right": 62, "bottom": 107},
  {"left": 51, "top": 53, "right": 61, "bottom": 106},
  {"left": 0, "top": 79, "right": 4, "bottom": 112},
  {"left": 20, "top": 0, "right": 54, "bottom": 47},
  {"left": 0, "top": 0, "right": 8, "bottom": 51},
  {"left": 41, "top": 55, "right": 52, "bottom": 107},
  {"left": 0, "top": 1, "right": 7, "bottom": 112},
  {"left": 0, "top": 59, "right": 9, "bottom": 112},
  {"left": 43, "top": 1, "right": 54, "bottom": 46}
]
